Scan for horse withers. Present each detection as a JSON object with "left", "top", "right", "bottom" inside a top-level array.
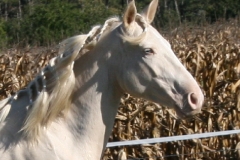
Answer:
[{"left": 0, "top": 0, "right": 204, "bottom": 159}]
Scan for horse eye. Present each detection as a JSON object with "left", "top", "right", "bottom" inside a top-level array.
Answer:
[{"left": 144, "top": 48, "right": 154, "bottom": 55}]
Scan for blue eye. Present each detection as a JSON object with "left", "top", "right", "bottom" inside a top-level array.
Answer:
[{"left": 144, "top": 48, "right": 154, "bottom": 55}]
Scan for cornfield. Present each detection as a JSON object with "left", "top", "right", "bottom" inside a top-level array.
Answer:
[{"left": 0, "top": 19, "right": 240, "bottom": 160}]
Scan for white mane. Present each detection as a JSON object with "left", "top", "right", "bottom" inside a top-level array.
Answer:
[{"left": 0, "top": 15, "right": 148, "bottom": 140}]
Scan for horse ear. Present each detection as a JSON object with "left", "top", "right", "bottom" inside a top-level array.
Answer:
[
  {"left": 123, "top": 0, "right": 137, "bottom": 29},
  {"left": 141, "top": 0, "right": 158, "bottom": 24}
]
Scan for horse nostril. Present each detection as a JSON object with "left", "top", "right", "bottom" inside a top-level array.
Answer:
[
  {"left": 190, "top": 93, "right": 198, "bottom": 104},
  {"left": 188, "top": 93, "right": 199, "bottom": 110}
]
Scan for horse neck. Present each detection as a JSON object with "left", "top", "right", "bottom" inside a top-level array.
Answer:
[{"left": 69, "top": 45, "right": 123, "bottom": 156}]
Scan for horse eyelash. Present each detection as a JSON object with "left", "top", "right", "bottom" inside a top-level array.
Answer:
[{"left": 144, "top": 48, "right": 154, "bottom": 55}]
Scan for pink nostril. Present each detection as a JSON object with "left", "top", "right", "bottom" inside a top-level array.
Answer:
[
  {"left": 190, "top": 93, "right": 198, "bottom": 105},
  {"left": 188, "top": 93, "right": 199, "bottom": 110}
]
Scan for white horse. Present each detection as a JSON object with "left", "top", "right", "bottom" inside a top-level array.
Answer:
[{"left": 0, "top": 0, "right": 204, "bottom": 159}]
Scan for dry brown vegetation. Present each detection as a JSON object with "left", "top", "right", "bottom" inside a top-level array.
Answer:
[{"left": 0, "top": 19, "right": 240, "bottom": 160}]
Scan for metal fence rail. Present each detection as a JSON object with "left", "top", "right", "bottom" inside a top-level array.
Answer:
[{"left": 107, "top": 129, "right": 240, "bottom": 147}]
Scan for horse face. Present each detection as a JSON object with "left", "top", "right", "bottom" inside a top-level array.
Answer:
[{"left": 117, "top": 0, "right": 204, "bottom": 118}]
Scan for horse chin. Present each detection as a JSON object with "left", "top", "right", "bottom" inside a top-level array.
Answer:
[
  {"left": 172, "top": 105, "right": 199, "bottom": 119},
  {"left": 173, "top": 107, "right": 187, "bottom": 119}
]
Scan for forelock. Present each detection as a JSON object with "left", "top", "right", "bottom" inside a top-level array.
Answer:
[{"left": 121, "top": 14, "right": 148, "bottom": 45}]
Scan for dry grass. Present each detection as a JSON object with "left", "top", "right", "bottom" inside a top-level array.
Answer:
[
  {"left": 0, "top": 19, "right": 239, "bottom": 160},
  {"left": 0, "top": 47, "right": 58, "bottom": 99}
]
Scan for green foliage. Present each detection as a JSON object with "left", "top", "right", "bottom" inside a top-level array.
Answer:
[
  {"left": 0, "top": 0, "right": 239, "bottom": 48},
  {"left": 23, "top": 2, "right": 82, "bottom": 45},
  {"left": 207, "top": 0, "right": 240, "bottom": 21},
  {"left": 0, "top": 19, "right": 7, "bottom": 49},
  {"left": 2, "top": 0, "right": 115, "bottom": 47}
]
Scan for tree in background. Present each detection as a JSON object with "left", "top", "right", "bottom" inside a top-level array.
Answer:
[
  {"left": 0, "top": 0, "right": 116, "bottom": 47},
  {"left": 0, "top": 18, "right": 7, "bottom": 48},
  {"left": 0, "top": 0, "right": 239, "bottom": 49}
]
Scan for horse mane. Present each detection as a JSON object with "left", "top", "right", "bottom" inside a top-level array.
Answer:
[
  {"left": 22, "top": 26, "right": 105, "bottom": 140},
  {"left": 0, "top": 15, "right": 148, "bottom": 140}
]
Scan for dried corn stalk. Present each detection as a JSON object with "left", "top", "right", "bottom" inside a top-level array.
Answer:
[{"left": 0, "top": 19, "right": 239, "bottom": 160}]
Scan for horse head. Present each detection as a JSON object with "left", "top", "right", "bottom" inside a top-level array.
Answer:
[{"left": 114, "top": 0, "right": 204, "bottom": 118}]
